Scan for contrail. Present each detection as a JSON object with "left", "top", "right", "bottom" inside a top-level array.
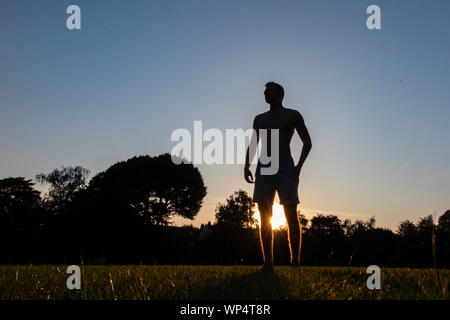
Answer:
[{"left": 401, "top": 151, "right": 424, "bottom": 169}]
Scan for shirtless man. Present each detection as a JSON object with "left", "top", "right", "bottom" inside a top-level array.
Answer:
[{"left": 244, "top": 82, "right": 312, "bottom": 270}]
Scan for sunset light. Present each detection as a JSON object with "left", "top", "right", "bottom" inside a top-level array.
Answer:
[{"left": 254, "top": 202, "right": 287, "bottom": 229}]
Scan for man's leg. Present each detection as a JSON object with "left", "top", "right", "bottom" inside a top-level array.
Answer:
[
  {"left": 283, "top": 204, "right": 301, "bottom": 266},
  {"left": 258, "top": 203, "right": 274, "bottom": 268}
]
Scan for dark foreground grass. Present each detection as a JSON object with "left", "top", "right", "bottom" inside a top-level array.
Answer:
[{"left": 0, "top": 265, "right": 448, "bottom": 300}]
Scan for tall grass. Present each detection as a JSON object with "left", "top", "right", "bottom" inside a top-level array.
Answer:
[{"left": 0, "top": 265, "right": 448, "bottom": 300}]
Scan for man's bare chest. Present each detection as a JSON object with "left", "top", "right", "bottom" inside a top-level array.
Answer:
[{"left": 257, "top": 113, "right": 295, "bottom": 131}]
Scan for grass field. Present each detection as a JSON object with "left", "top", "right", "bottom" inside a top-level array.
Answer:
[{"left": 0, "top": 265, "right": 448, "bottom": 300}]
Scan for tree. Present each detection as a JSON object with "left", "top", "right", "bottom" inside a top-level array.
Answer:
[
  {"left": 211, "top": 190, "right": 258, "bottom": 264},
  {"left": 408, "top": 215, "right": 436, "bottom": 267},
  {"left": 298, "top": 212, "right": 309, "bottom": 229},
  {"left": 88, "top": 153, "right": 207, "bottom": 225},
  {"left": 344, "top": 217, "right": 376, "bottom": 236},
  {"left": 36, "top": 166, "right": 90, "bottom": 210},
  {"left": 215, "top": 190, "right": 256, "bottom": 228},
  {"left": 437, "top": 210, "right": 450, "bottom": 266},
  {"left": 0, "top": 177, "right": 40, "bottom": 216},
  {"left": 397, "top": 219, "right": 418, "bottom": 238},
  {"left": 309, "top": 214, "right": 345, "bottom": 236},
  {"left": 0, "top": 177, "right": 43, "bottom": 264},
  {"left": 0, "top": 177, "right": 41, "bottom": 229},
  {"left": 305, "top": 214, "right": 348, "bottom": 265},
  {"left": 417, "top": 215, "right": 435, "bottom": 235},
  {"left": 437, "top": 210, "right": 450, "bottom": 234}
]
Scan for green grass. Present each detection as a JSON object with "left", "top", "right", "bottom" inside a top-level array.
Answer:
[{"left": 0, "top": 265, "right": 448, "bottom": 300}]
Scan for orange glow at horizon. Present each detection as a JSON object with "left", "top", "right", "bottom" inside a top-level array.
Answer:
[{"left": 254, "top": 202, "right": 287, "bottom": 229}]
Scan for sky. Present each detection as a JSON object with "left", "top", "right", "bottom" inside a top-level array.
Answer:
[{"left": 1, "top": 0, "right": 449, "bottom": 230}]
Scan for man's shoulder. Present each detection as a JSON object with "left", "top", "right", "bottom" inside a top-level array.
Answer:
[
  {"left": 282, "top": 107, "right": 304, "bottom": 121},
  {"left": 283, "top": 107, "right": 302, "bottom": 116},
  {"left": 255, "top": 111, "right": 270, "bottom": 119},
  {"left": 253, "top": 111, "right": 269, "bottom": 124}
]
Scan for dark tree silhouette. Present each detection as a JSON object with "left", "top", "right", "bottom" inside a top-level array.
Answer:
[
  {"left": 0, "top": 177, "right": 43, "bottom": 263},
  {"left": 215, "top": 190, "right": 256, "bottom": 228},
  {"left": 0, "top": 177, "right": 41, "bottom": 231},
  {"left": 437, "top": 210, "right": 450, "bottom": 266},
  {"left": 309, "top": 214, "right": 345, "bottom": 237},
  {"left": 298, "top": 212, "right": 309, "bottom": 229},
  {"left": 344, "top": 217, "right": 376, "bottom": 236},
  {"left": 304, "top": 214, "right": 347, "bottom": 265},
  {"left": 416, "top": 215, "right": 436, "bottom": 266},
  {"left": 395, "top": 219, "right": 419, "bottom": 266},
  {"left": 417, "top": 215, "right": 435, "bottom": 234},
  {"left": 88, "top": 153, "right": 207, "bottom": 225},
  {"left": 209, "top": 190, "right": 259, "bottom": 265},
  {"left": 0, "top": 177, "right": 40, "bottom": 215},
  {"left": 397, "top": 219, "right": 418, "bottom": 238},
  {"left": 438, "top": 210, "right": 450, "bottom": 233},
  {"left": 0, "top": 170, "right": 449, "bottom": 267},
  {"left": 36, "top": 166, "right": 90, "bottom": 210}
]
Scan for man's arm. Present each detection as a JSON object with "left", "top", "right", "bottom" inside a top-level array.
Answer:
[
  {"left": 244, "top": 116, "right": 260, "bottom": 183},
  {"left": 294, "top": 112, "right": 312, "bottom": 176}
]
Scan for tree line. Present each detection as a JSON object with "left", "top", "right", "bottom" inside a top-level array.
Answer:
[{"left": 0, "top": 153, "right": 448, "bottom": 268}]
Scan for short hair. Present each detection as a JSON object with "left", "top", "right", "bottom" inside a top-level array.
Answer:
[{"left": 264, "top": 81, "right": 284, "bottom": 100}]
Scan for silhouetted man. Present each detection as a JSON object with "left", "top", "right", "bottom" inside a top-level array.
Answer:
[{"left": 245, "top": 82, "right": 312, "bottom": 270}]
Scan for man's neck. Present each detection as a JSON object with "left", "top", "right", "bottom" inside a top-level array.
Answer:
[{"left": 269, "top": 102, "right": 283, "bottom": 112}]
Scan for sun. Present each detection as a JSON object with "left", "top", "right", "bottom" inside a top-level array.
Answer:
[{"left": 254, "top": 202, "right": 287, "bottom": 229}]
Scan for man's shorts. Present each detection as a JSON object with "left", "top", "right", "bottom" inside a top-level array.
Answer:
[{"left": 252, "top": 157, "right": 300, "bottom": 205}]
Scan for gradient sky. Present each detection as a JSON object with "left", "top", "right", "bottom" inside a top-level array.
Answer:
[{"left": 1, "top": 0, "right": 449, "bottom": 230}]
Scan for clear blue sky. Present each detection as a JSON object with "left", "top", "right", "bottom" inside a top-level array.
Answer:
[{"left": 1, "top": 0, "right": 449, "bottom": 229}]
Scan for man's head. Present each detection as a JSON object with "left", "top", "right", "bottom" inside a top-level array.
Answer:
[{"left": 264, "top": 81, "right": 284, "bottom": 104}]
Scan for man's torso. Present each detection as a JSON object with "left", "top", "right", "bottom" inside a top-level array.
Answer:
[{"left": 254, "top": 107, "right": 300, "bottom": 160}]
